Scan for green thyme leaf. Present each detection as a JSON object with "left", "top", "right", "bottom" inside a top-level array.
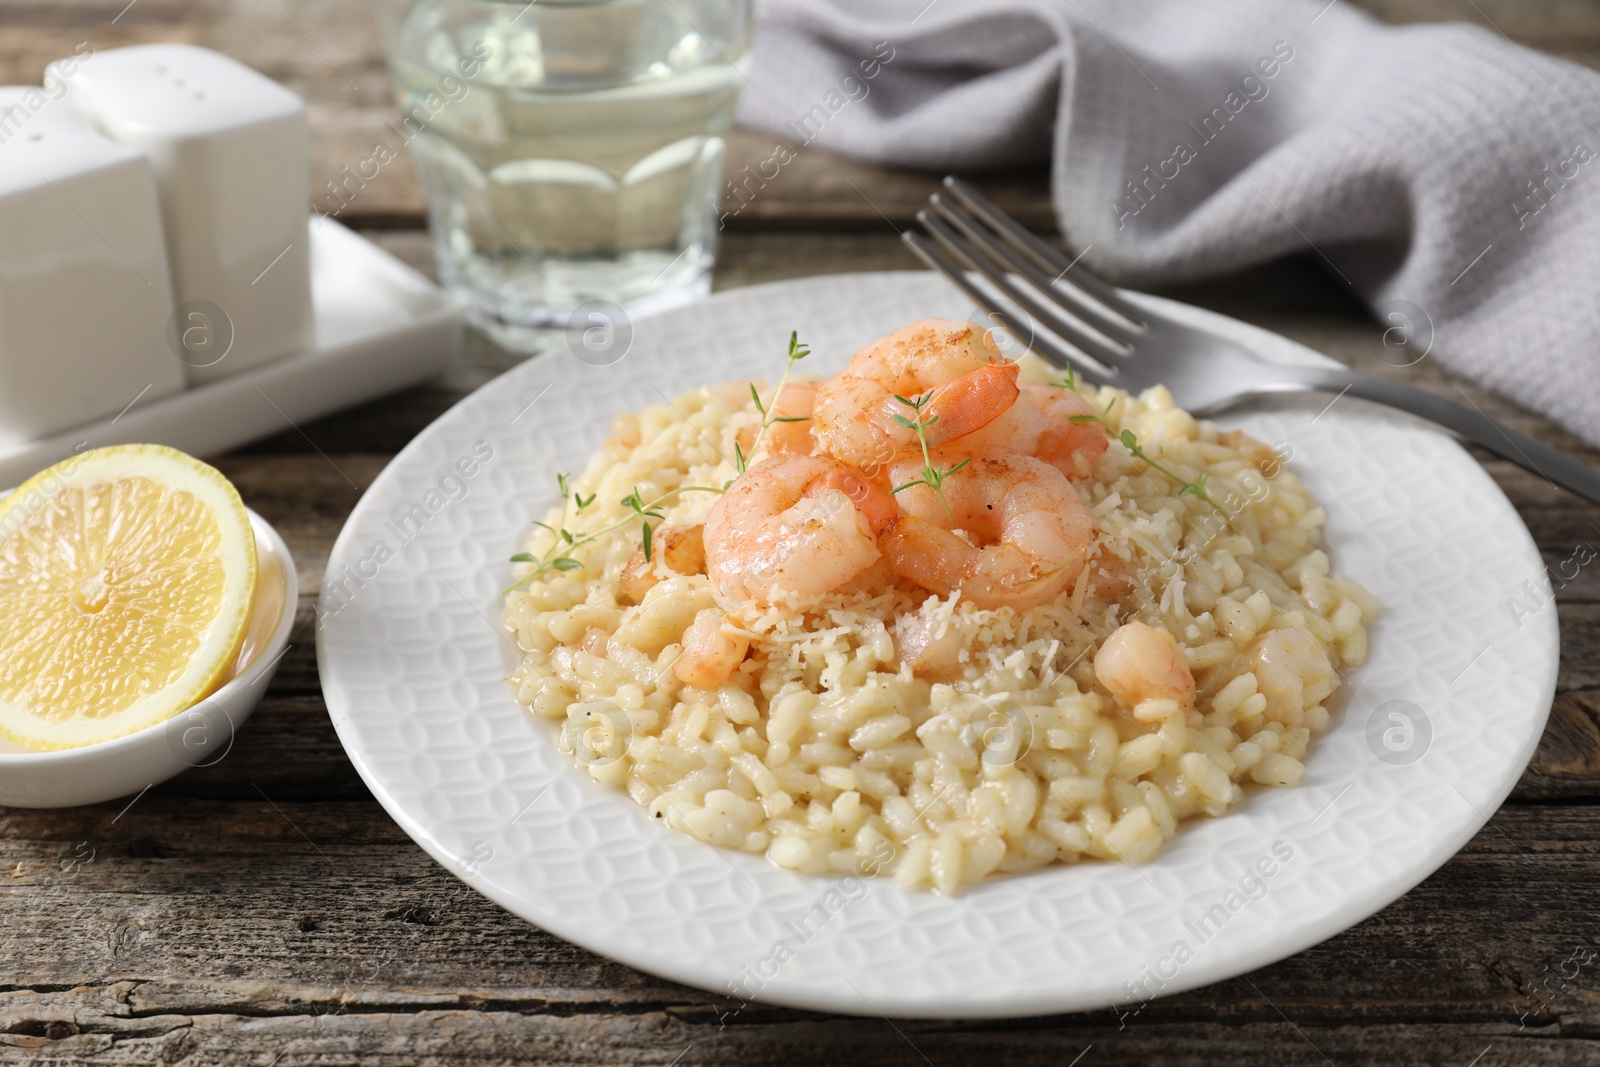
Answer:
[
  {"left": 742, "top": 329, "right": 812, "bottom": 468},
  {"left": 1058, "top": 396, "right": 1235, "bottom": 529},
  {"left": 787, "top": 330, "right": 810, "bottom": 361},
  {"left": 504, "top": 480, "right": 727, "bottom": 595}
]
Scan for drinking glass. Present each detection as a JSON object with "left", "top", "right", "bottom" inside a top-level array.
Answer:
[{"left": 378, "top": 0, "right": 751, "bottom": 352}]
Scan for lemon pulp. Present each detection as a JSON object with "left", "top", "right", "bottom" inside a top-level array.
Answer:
[{"left": 0, "top": 445, "right": 257, "bottom": 750}]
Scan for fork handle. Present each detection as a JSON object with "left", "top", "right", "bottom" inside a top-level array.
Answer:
[{"left": 1255, "top": 367, "right": 1600, "bottom": 508}]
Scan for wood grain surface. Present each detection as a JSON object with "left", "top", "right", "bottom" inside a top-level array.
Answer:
[{"left": 3, "top": 1, "right": 1600, "bottom": 1063}]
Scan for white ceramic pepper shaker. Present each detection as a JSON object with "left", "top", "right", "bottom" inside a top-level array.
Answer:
[
  {"left": 0, "top": 88, "right": 184, "bottom": 446},
  {"left": 53, "top": 44, "right": 314, "bottom": 384}
]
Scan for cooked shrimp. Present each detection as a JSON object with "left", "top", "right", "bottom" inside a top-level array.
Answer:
[
  {"left": 1094, "top": 620, "right": 1196, "bottom": 711},
  {"left": 674, "top": 607, "right": 751, "bottom": 688},
  {"left": 812, "top": 319, "right": 1021, "bottom": 469},
  {"left": 619, "top": 523, "right": 706, "bottom": 604},
  {"left": 877, "top": 450, "right": 1094, "bottom": 611},
  {"left": 892, "top": 609, "right": 966, "bottom": 678},
  {"left": 1249, "top": 627, "right": 1338, "bottom": 725},
  {"left": 1081, "top": 550, "right": 1138, "bottom": 603},
  {"left": 955, "top": 382, "right": 1109, "bottom": 473},
  {"left": 763, "top": 379, "right": 818, "bottom": 459},
  {"left": 704, "top": 454, "right": 898, "bottom": 609}
]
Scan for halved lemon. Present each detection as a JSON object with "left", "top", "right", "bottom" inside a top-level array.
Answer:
[{"left": 0, "top": 444, "right": 257, "bottom": 750}]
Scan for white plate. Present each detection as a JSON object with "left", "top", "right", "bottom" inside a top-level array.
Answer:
[
  {"left": 0, "top": 217, "right": 460, "bottom": 488},
  {"left": 317, "top": 273, "right": 1557, "bottom": 1019}
]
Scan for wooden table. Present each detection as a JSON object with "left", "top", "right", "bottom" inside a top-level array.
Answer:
[{"left": 5, "top": 2, "right": 1600, "bottom": 1063}]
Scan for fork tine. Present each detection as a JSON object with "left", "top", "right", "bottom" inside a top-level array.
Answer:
[
  {"left": 926, "top": 195, "right": 1143, "bottom": 350},
  {"left": 902, "top": 231, "right": 1114, "bottom": 388},
  {"left": 916, "top": 209, "right": 1128, "bottom": 372},
  {"left": 941, "top": 176, "right": 1148, "bottom": 325},
  {"left": 928, "top": 193, "right": 1142, "bottom": 346}
]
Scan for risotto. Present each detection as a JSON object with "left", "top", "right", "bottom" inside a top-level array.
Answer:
[{"left": 504, "top": 327, "right": 1376, "bottom": 894}]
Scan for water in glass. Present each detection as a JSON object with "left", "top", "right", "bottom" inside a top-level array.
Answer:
[{"left": 384, "top": 0, "right": 750, "bottom": 351}]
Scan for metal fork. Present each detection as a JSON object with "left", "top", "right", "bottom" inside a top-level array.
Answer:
[{"left": 905, "top": 176, "right": 1600, "bottom": 508}]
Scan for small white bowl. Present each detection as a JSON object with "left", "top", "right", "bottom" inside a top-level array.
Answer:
[{"left": 0, "top": 508, "right": 297, "bottom": 807}]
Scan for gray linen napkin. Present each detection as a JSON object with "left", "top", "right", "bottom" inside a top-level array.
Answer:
[{"left": 735, "top": 0, "right": 1600, "bottom": 448}]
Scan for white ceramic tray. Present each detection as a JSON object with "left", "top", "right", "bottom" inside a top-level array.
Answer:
[{"left": 0, "top": 217, "right": 460, "bottom": 487}]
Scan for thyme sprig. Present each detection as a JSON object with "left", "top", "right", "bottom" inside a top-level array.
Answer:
[
  {"left": 735, "top": 330, "right": 811, "bottom": 474},
  {"left": 1068, "top": 402, "right": 1234, "bottom": 525},
  {"left": 511, "top": 332, "right": 815, "bottom": 593},
  {"left": 889, "top": 391, "right": 970, "bottom": 521},
  {"left": 505, "top": 474, "right": 722, "bottom": 592}
]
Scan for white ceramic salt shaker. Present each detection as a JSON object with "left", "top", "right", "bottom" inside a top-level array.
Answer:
[
  {"left": 0, "top": 89, "right": 184, "bottom": 446},
  {"left": 53, "top": 44, "right": 314, "bottom": 384}
]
